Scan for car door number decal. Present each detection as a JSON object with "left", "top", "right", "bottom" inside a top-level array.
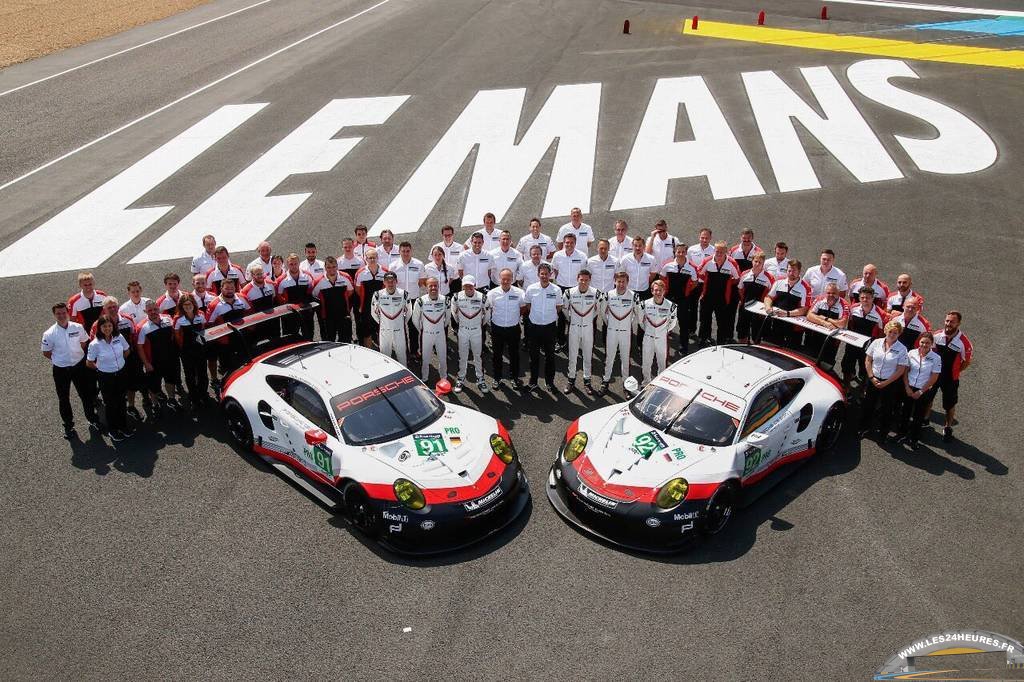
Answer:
[
  {"left": 304, "top": 444, "right": 334, "bottom": 477},
  {"left": 631, "top": 430, "right": 668, "bottom": 459},
  {"left": 414, "top": 434, "right": 448, "bottom": 457}
]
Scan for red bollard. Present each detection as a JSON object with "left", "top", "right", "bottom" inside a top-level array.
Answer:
[
  {"left": 623, "top": 19, "right": 630, "bottom": 34},
  {"left": 757, "top": 10, "right": 766, "bottom": 25},
  {"left": 692, "top": 15, "right": 699, "bottom": 29},
  {"left": 821, "top": 5, "right": 829, "bottom": 19}
]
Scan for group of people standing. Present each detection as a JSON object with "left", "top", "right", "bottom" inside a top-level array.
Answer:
[{"left": 42, "top": 209, "right": 973, "bottom": 450}]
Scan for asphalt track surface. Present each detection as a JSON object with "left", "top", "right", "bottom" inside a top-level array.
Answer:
[{"left": 1, "top": 0, "right": 1022, "bottom": 678}]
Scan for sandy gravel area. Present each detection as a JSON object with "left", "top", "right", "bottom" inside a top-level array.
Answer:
[{"left": 1, "top": 0, "right": 211, "bottom": 68}]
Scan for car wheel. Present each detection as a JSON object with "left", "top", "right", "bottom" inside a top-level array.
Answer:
[
  {"left": 223, "top": 398, "right": 254, "bottom": 450},
  {"left": 699, "top": 482, "right": 737, "bottom": 537},
  {"left": 815, "top": 401, "right": 846, "bottom": 454},
  {"left": 342, "top": 482, "right": 380, "bottom": 539}
]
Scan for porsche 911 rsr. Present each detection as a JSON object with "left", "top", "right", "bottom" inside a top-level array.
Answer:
[
  {"left": 547, "top": 341, "right": 853, "bottom": 553},
  {"left": 206, "top": 305, "right": 530, "bottom": 555}
]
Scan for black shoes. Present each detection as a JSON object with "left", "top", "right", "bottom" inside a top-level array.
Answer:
[{"left": 943, "top": 426, "right": 954, "bottom": 443}]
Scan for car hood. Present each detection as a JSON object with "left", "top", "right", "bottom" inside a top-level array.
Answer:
[{"left": 577, "top": 403, "right": 736, "bottom": 488}]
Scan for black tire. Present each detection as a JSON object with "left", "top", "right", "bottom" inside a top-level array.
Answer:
[
  {"left": 223, "top": 398, "right": 254, "bottom": 450},
  {"left": 815, "top": 401, "right": 846, "bottom": 454},
  {"left": 342, "top": 482, "right": 380, "bottom": 539},
  {"left": 699, "top": 482, "right": 738, "bottom": 537}
]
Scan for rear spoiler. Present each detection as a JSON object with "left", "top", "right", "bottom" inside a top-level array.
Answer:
[
  {"left": 202, "top": 302, "right": 319, "bottom": 342},
  {"left": 745, "top": 301, "right": 873, "bottom": 365}
]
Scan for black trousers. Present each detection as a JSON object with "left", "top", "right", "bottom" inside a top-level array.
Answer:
[
  {"left": 408, "top": 320, "right": 420, "bottom": 356},
  {"left": 899, "top": 388, "right": 930, "bottom": 441},
  {"left": 670, "top": 298, "right": 690, "bottom": 354},
  {"left": 634, "top": 289, "right": 653, "bottom": 351},
  {"left": 699, "top": 295, "right": 731, "bottom": 343},
  {"left": 687, "top": 288, "right": 701, "bottom": 333},
  {"left": 52, "top": 360, "right": 97, "bottom": 428},
  {"left": 491, "top": 324, "right": 521, "bottom": 380},
  {"left": 98, "top": 369, "right": 127, "bottom": 433},
  {"left": 528, "top": 322, "right": 557, "bottom": 383},
  {"left": 181, "top": 351, "right": 209, "bottom": 404},
  {"left": 805, "top": 335, "right": 840, "bottom": 366},
  {"left": 841, "top": 346, "right": 867, "bottom": 380},
  {"left": 860, "top": 380, "right": 902, "bottom": 434},
  {"left": 319, "top": 314, "right": 352, "bottom": 344},
  {"left": 735, "top": 304, "right": 763, "bottom": 341}
]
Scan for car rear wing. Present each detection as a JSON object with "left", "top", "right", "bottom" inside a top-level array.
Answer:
[
  {"left": 745, "top": 300, "right": 873, "bottom": 365},
  {"left": 201, "top": 302, "right": 319, "bottom": 342}
]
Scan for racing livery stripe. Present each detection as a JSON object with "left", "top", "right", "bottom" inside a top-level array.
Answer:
[
  {"left": 565, "top": 419, "right": 579, "bottom": 440},
  {"left": 742, "top": 447, "right": 816, "bottom": 487},
  {"left": 220, "top": 340, "right": 310, "bottom": 397},
  {"left": 571, "top": 453, "right": 718, "bottom": 502},
  {"left": 357, "top": 454, "right": 509, "bottom": 504},
  {"left": 760, "top": 344, "right": 846, "bottom": 398},
  {"left": 254, "top": 443, "right": 337, "bottom": 487}
]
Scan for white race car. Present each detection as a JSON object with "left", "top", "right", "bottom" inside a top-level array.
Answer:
[
  {"left": 547, "top": 338, "right": 854, "bottom": 552},
  {"left": 208, "top": 306, "right": 530, "bottom": 555}
]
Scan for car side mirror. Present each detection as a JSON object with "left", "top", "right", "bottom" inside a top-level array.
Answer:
[
  {"left": 747, "top": 431, "right": 770, "bottom": 445},
  {"left": 623, "top": 376, "right": 640, "bottom": 396},
  {"left": 435, "top": 378, "right": 452, "bottom": 397},
  {"left": 304, "top": 428, "right": 328, "bottom": 446}
]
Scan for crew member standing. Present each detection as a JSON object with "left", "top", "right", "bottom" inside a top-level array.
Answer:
[
  {"left": 523, "top": 264, "right": 563, "bottom": 392},
  {"left": 87, "top": 315, "right": 132, "bottom": 441},
  {"left": 735, "top": 252, "right": 773, "bottom": 344},
  {"left": 240, "top": 264, "right": 278, "bottom": 346},
  {"left": 805, "top": 282, "right": 850, "bottom": 365},
  {"left": 487, "top": 269, "right": 526, "bottom": 391},
  {"left": 660, "top": 244, "right": 698, "bottom": 356},
  {"left": 849, "top": 264, "right": 890, "bottom": 304},
  {"left": 636, "top": 280, "right": 677, "bottom": 385},
  {"left": 205, "top": 279, "right": 251, "bottom": 377},
  {"left": 561, "top": 269, "right": 602, "bottom": 395},
  {"left": 840, "top": 287, "right": 887, "bottom": 389},
  {"left": 551, "top": 233, "right": 585, "bottom": 348},
  {"left": 459, "top": 232, "right": 496, "bottom": 347},
  {"left": 930, "top": 310, "right": 973, "bottom": 443},
  {"left": 68, "top": 272, "right": 107, "bottom": 331},
  {"left": 764, "top": 241, "right": 791, "bottom": 278},
  {"left": 899, "top": 331, "right": 942, "bottom": 449},
  {"left": 433, "top": 225, "right": 465, "bottom": 293},
  {"left": 451, "top": 276, "right": 489, "bottom": 393},
  {"left": 556, "top": 207, "right": 595, "bottom": 256},
  {"left": 136, "top": 300, "right": 181, "bottom": 414},
  {"left": 763, "top": 260, "right": 811, "bottom": 347},
  {"left": 312, "top": 256, "right": 355, "bottom": 343},
  {"left": 887, "top": 273, "right": 925, "bottom": 313},
  {"left": 686, "top": 228, "right": 715, "bottom": 332},
  {"left": 600, "top": 272, "right": 636, "bottom": 393},
  {"left": 608, "top": 220, "right": 632, "bottom": 260},
  {"left": 276, "top": 253, "right": 316, "bottom": 339},
  {"left": 697, "top": 241, "right": 741, "bottom": 345},
  {"left": 411, "top": 277, "right": 450, "bottom": 383},
  {"left": 173, "top": 295, "right": 209, "bottom": 410},
  {"left": 204, "top": 246, "right": 247, "bottom": 294},
  {"left": 804, "top": 249, "right": 848, "bottom": 298},
  {"left": 645, "top": 219, "right": 679, "bottom": 271},
  {"left": 889, "top": 296, "right": 930, "bottom": 350},
  {"left": 424, "top": 246, "right": 456, "bottom": 300},
  {"left": 190, "top": 234, "right": 217, "bottom": 277},
  {"left": 354, "top": 249, "right": 388, "bottom": 348},
  {"left": 860, "top": 320, "right": 909, "bottom": 440},
  {"left": 490, "top": 230, "right": 523, "bottom": 287},
  {"left": 371, "top": 272, "right": 411, "bottom": 365},
  {"left": 299, "top": 242, "right": 326, "bottom": 278},
  {"left": 43, "top": 303, "right": 99, "bottom": 437}
]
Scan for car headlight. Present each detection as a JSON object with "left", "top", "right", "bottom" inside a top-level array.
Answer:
[
  {"left": 563, "top": 432, "right": 588, "bottom": 463},
  {"left": 393, "top": 478, "right": 426, "bottom": 510},
  {"left": 490, "top": 433, "right": 517, "bottom": 464},
  {"left": 655, "top": 478, "right": 689, "bottom": 509}
]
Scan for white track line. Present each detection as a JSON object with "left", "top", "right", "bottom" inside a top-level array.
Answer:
[
  {"left": 0, "top": 0, "right": 394, "bottom": 193},
  {"left": 0, "top": 0, "right": 276, "bottom": 99},
  {"left": 825, "top": 0, "right": 1024, "bottom": 18}
]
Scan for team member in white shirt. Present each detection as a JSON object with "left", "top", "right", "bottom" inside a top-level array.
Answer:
[
  {"left": 298, "top": 242, "right": 326, "bottom": 278},
  {"left": 517, "top": 218, "right": 555, "bottom": 261},
  {"left": 433, "top": 224, "right": 465, "bottom": 293},
  {"left": 519, "top": 245, "right": 545, "bottom": 290},
  {"left": 686, "top": 228, "right": 716, "bottom": 332},
  {"left": 804, "top": 248, "right": 848, "bottom": 298},
  {"left": 119, "top": 281, "right": 151, "bottom": 324},
  {"left": 551, "top": 233, "right": 586, "bottom": 348},
  {"left": 42, "top": 303, "right": 98, "bottom": 437},
  {"left": 487, "top": 270, "right": 527, "bottom": 390},
  {"left": 764, "top": 241, "right": 791, "bottom": 278},
  {"left": 601, "top": 272, "right": 636, "bottom": 393},
  {"left": 467, "top": 211, "right": 503, "bottom": 252},
  {"left": 620, "top": 236, "right": 657, "bottom": 300},
  {"left": 191, "top": 274, "right": 217, "bottom": 311},
  {"left": 587, "top": 239, "right": 621, "bottom": 293},
  {"left": 523, "top": 264, "right": 563, "bottom": 391},
  {"left": 645, "top": 219, "right": 680, "bottom": 271},
  {"left": 375, "top": 230, "right": 401, "bottom": 268},
  {"left": 370, "top": 272, "right": 411, "bottom": 365},
  {"left": 352, "top": 224, "right": 377, "bottom": 262},
  {"left": 451, "top": 276, "right": 489, "bottom": 393},
  {"left": 860, "top": 319, "right": 909, "bottom": 440},
  {"left": 337, "top": 238, "right": 365, "bottom": 282},
  {"left": 608, "top": 219, "right": 632, "bottom": 260},
  {"left": 887, "top": 273, "right": 925, "bottom": 313},
  {"left": 899, "top": 331, "right": 942, "bottom": 449},
  {"left": 490, "top": 230, "right": 523, "bottom": 286},
  {"left": 412, "top": 277, "right": 451, "bottom": 383},
  {"left": 556, "top": 207, "right": 595, "bottom": 256},
  {"left": 87, "top": 315, "right": 133, "bottom": 441},
  {"left": 636, "top": 280, "right": 677, "bottom": 385},
  {"left": 561, "top": 270, "right": 602, "bottom": 395},
  {"left": 156, "top": 273, "right": 185, "bottom": 314},
  {"left": 391, "top": 242, "right": 426, "bottom": 357},
  {"left": 424, "top": 245, "right": 457, "bottom": 300},
  {"left": 190, "top": 234, "right": 217, "bottom": 276},
  {"left": 848, "top": 263, "right": 889, "bottom": 304},
  {"left": 459, "top": 232, "right": 496, "bottom": 295},
  {"left": 247, "top": 241, "right": 273, "bottom": 278}
]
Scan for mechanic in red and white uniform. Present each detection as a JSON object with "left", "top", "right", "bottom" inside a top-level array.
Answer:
[
  {"left": 697, "top": 241, "right": 741, "bottom": 345},
  {"left": 860, "top": 319, "right": 909, "bottom": 440},
  {"left": 490, "top": 230, "right": 523, "bottom": 287},
  {"left": 840, "top": 286, "right": 887, "bottom": 388},
  {"left": 556, "top": 207, "right": 595, "bottom": 257},
  {"left": 298, "top": 242, "right": 326, "bottom": 278},
  {"left": 660, "top": 243, "right": 698, "bottom": 356},
  {"left": 43, "top": 302, "right": 98, "bottom": 437},
  {"left": 451, "top": 275, "right": 489, "bottom": 393},
  {"left": 899, "top": 331, "right": 942, "bottom": 449},
  {"left": 587, "top": 238, "right": 620, "bottom": 294},
  {"left": 205, "top": 278, "right": 251, "bottom": 325},
  {"left": 354, "top": 249, "right": 388, "bottom": 347},
  {"left": 352, "top": 224, "right": 377, "bottom": 262},
  {"left": 552, "top": 233, "right": 586, "bottom": 348},
  {"left": 270, "top": 254, "right": 284, "bottom": 281},
  {"left": 118, "top": 281, "right": 150, "bottom": 325},
  {"left": 156, "top": 273, "right": 185, "bottom": 314},
  {"left": 519, "top": 245, "right": 545, "bottom": 291},
  {"left": 804, "top": 248, "right": 848, "bottom": 298},
  {"left": 411, "top": 277, "right": 450, "bottom": 382},
  {"left": 561, "top": 269, "right": 602, "bottom": 395},
  {"left": 424, "top": 245, "right": 457, "bottom": 300},
  {"left": 889, "top": 296, "right": 930, "bottom": 350},
  {"left": 645, "top": 219, "right": 680, "bottom": 271},
  {"left": 686, "top": 227, "right": 716, "bottom": 333},
  {"left": 371, "top": 272, "right": 411, "bottom": 365},
  {"left": 68, "top": 271, "right": 107, "bottom": 330},
  {"left": 848, "top": 264, "right": 890, "bottom": 304},
  {"left": 240, "top": 265, "right": 277, "bottom": 313},
  {"left": 488, "top": 269, "right": 527, "bottom": 391},
  {"left": 190, "top": 234, "right": 217, "bottom": 278},
  {"left": 636, "top": 280, "right": 677, "bottom": 385},
  {"left": 805, "top": 282, "right": 850, "bottom": 365},
  {"left": 608, "top": 219, "right": 632, "bottom": 260},
  {"left": 375, "top": 230, "right": 401, "bottom": 269},
  {"left": 312, "top": 257, "right": 355, "bottom": 344},
  {"left": 467, "top": 212, "right": 503, "bottom": 253},
  {"left": 887, "top": 273, "right": 925, "bottom": 313},
  {"left": 275, "top": 253, "right": 315, "bottom": 340},
  {"left": 191, "top": 274, "right": 217, "bottom": 313},
  {"left": 516, "top": 218, "right": 555, "bottom": 261},
  {"left": 929, "top": 310, "right": 973, "bottom": 443},
  {"left": 172, "top": 293, "right": 208, "bottom": 409},
  {"left": 338, "top": 238, "right": 364, "bottom": 282},
  {"left": 204, "top": 246, "right": 248, "bottom": 295},
  {"left": 433, "top": 224, "right": 465, "bottom": 293},
  {"left": 764, "top": 241, "right": 791, "bottom": 278},
  {"left": 136, "top": 299, "right": 181, "bottom": 413},
  {"left": 729, "top": 228, "right": 763, "bottom": 273},
  {"left": 247, "top": 241, "right": 273, "bottom": 279},
  {"left": 735, "top": 252, "right": 774, "bottom": 344},
  {"left": 600, "top": 271, "right": 636, "bottom": 393},
  {"left": 390, "top": 241, "right": 426, "bottom": 357},
  {"left": 763, "top": 259, "right": 812, "bottom": 348}
]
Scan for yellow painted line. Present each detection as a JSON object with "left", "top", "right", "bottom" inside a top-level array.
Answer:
[{"left": 682, "top": 20, "right": 1024, "bottom": 69}]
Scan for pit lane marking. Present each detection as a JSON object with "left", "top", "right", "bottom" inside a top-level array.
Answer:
[{"left": 824, "top": 0, "right": 1024, "bottom": 18}]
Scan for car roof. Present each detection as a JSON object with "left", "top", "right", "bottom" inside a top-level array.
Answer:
[
  {"left": 668, "top": 345, "right": 793, "bottom": 401},
  {"left": 259, "top": 342, "right": 410, "bottom": 396}
]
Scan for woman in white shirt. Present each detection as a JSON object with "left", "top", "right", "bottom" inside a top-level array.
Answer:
[
  {"left": 899, "top": 331, "right": 942, "bottom": 449},
  {"left": 423, "top": 246, "right": 455, "bottom": 300},
  {"left": 859, "top": 319, "right": 909, "bottom": 441},
  {"left": 86, "top": 315, "right": 132, "bottom": 441}
]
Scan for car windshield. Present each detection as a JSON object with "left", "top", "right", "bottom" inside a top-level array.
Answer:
[
  {"left": 629, "top": 384, "right": 738, "bottom": 446},
  {"left": 332, "top": 370, "right": 445, "bottom": 446}
]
